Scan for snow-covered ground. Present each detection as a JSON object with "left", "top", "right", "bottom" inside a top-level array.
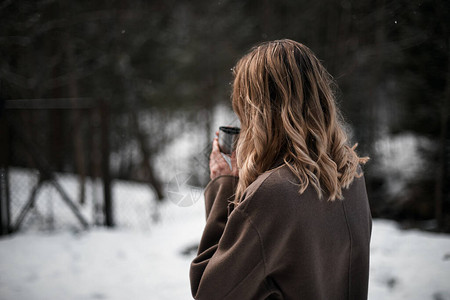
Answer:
[
  {"left": 1, "top": 103, "right": 449, "bottom": 299},
  {"left": 370, "top": 221, "right": 450, "bottom": 300},
  {"left": 0, "top": 197, "right": 205, "bottom": 300},
  {"left": 1, "top": 181, "right": 450, "bottom": 300}
]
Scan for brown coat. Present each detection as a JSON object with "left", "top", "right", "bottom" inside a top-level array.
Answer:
[{"left": 190, "top": 157, "right": 372, "bottom": 300}]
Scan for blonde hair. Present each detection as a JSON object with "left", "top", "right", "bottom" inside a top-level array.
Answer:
[{"left": 231, "top": 39, "right": 368, "bottom": 205}]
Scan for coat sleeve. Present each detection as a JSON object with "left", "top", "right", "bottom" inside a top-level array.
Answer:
[{"left": 189, "top": 176, "right": 272, "bottom": 299}]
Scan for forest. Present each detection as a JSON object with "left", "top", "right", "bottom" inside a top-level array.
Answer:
[{"left": 1, "top": 0, "right": 449, "bottom": 231}]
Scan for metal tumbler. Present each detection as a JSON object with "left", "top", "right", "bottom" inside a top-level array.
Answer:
[{"left": 218, "top": 126, "right": 240, "bottom": 155}]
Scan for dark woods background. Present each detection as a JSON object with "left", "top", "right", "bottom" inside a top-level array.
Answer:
[{"left": 1, "top": 0, "right": 449, "bottom": 231}]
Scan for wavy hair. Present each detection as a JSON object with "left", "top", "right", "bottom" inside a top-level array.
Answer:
[{"left": 231, "top": 39, "right": 368, "bottom": 205}]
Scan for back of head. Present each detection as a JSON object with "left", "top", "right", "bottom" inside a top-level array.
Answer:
[{"left": 231, "top": 39, "right": 368, "bottom": 204}]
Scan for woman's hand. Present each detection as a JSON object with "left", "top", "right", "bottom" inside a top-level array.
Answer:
[{"left": 209, "top": 131, "right": 239, "bottom": 180}]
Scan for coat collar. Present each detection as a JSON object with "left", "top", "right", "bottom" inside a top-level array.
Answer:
[
  {"left": 227, "top": 153, "right": 287, "bottom": 217},
  {"left": 269, "top": 153, "right": 286, "bottom": 170}
]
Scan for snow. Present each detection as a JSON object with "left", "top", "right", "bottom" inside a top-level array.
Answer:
[
  {"left": 0, "top": 191, "right": 205, "bottom": 300},
  {"left": 1, "top": 109, "right": 450, "bottom": 299},
  {"left": 373, "top": 133, "right": 434, "bottom": 196},
  {"left": 369, "top": 220, "right": 450, "bottom": 300},
  {"left": 1, "top": 183, "right": 450, "bottom": 300}
]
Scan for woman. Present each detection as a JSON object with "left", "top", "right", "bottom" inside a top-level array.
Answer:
[{"left": 190, "top": 39, "right": 371, "bottom": 300}]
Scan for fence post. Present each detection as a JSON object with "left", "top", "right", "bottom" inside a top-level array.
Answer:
[
  {"left": 0, "top": 109, "right": 11, "bottom": 235},
  {"left": 100, "top": 100, "right": 113, "bottom": 227}
]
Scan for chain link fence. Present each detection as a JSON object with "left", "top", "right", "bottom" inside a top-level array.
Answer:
[
  {"left": 0, "top": 98, "right": 217, "bottom": 234},
  {"left": 0, "top": 99, "right": 113, "bottom": 233},
  {"left": 1, "top": 98, "right": 448, "bottom": 233}
]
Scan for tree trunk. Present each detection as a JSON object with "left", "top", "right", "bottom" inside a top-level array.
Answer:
[
  {"left": 435, "top": 38, "right": 450, "bottom": 230},
  {"left": 131, "top": 110, "right": 164, "bottom": 201},
  {"left": 65, "top": 34, "right": 86, "bottom": 205}
]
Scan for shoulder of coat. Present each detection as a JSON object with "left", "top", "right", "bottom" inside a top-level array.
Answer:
[{"left": 238, "top": 164, "right": 297, "bottom": 209}]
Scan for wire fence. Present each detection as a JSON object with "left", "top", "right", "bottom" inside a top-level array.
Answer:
[
  {"left": 0, "top": 99, "right": 114, "bottom": 233},
  {"left": 6, "top": 167, "right": 160, "bottom": 231},
  {"left": 0, "top": 98, "right": 214, "bottom": 234},
  {"left": 1, "top": 98, "right": 449, "bottom": 234}
]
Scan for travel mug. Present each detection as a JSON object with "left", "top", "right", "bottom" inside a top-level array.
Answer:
[{"left": 218, "top": 126, "right": 240, "bottom": 155}]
